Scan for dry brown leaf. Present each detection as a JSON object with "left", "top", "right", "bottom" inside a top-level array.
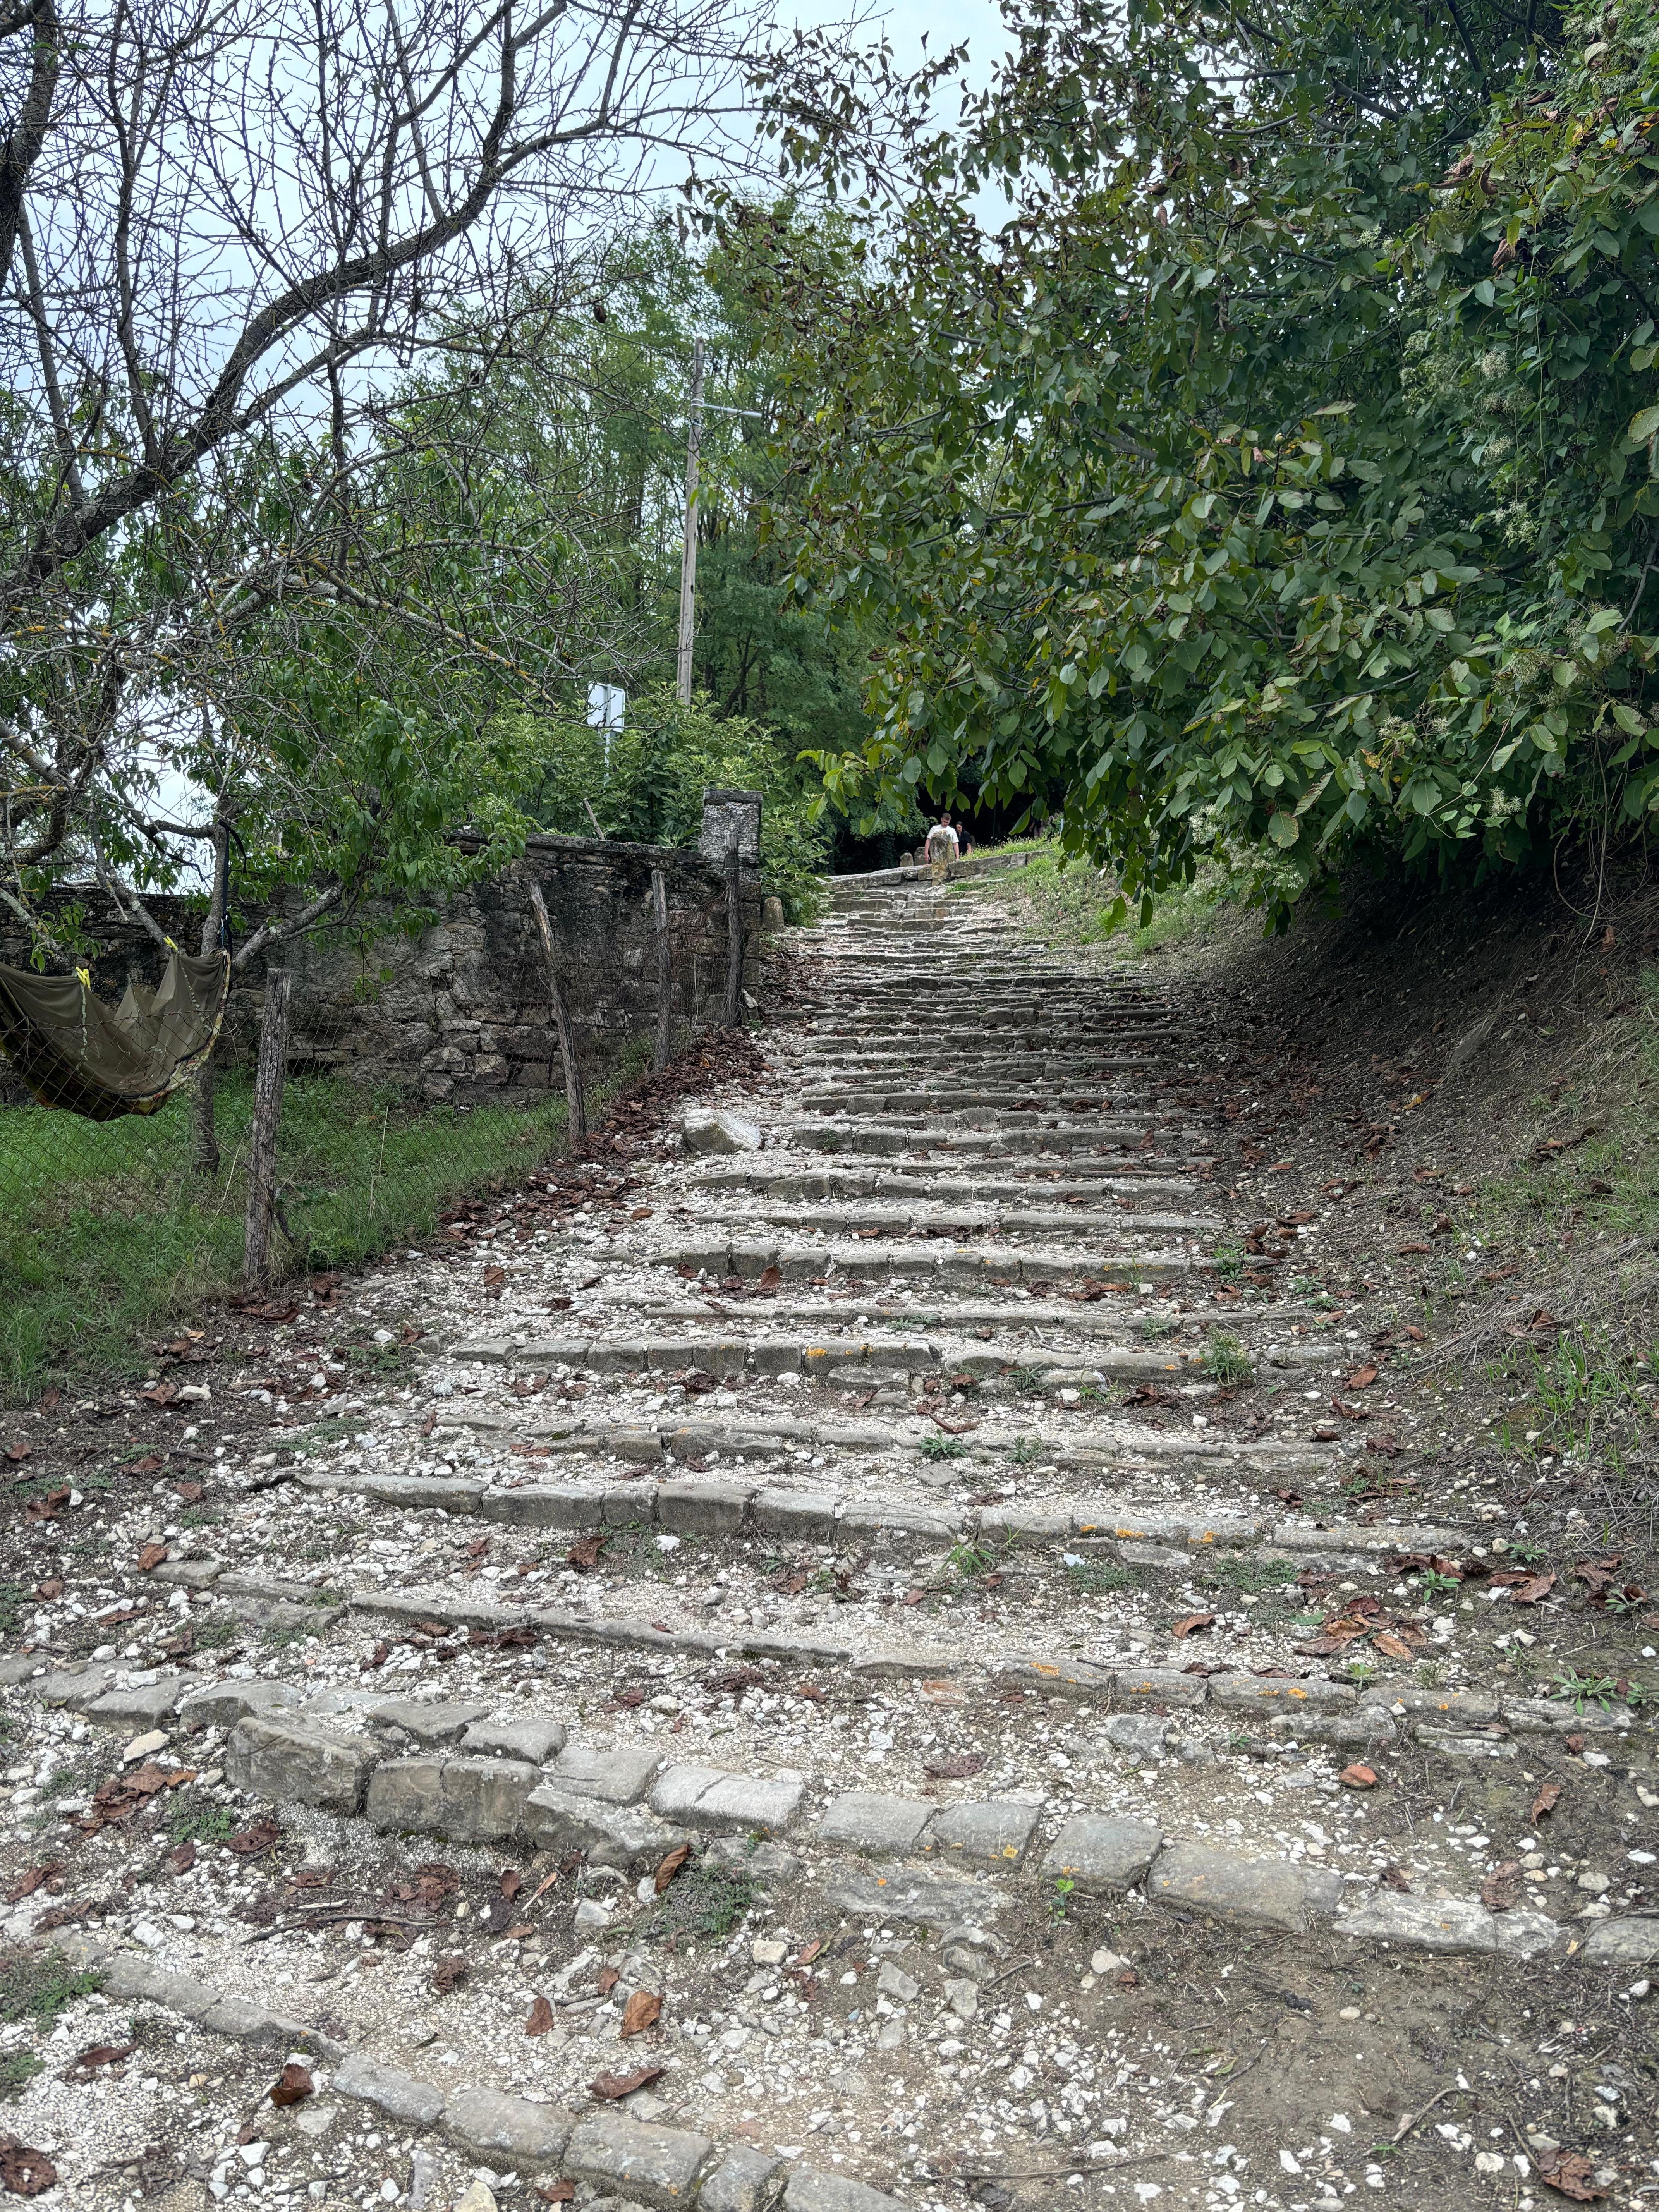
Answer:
[
  {"left": 227, "top": 1812, "right": 281, "bottom": 1856},
  {"left": 1171, "top": 1612, "right": 1214, "bottom": 1639},
  {"left": 0, "top": 2136, "right": 57, "bottom": 2195},
  {"left": 164, "top": 1840, "right": 196, "bottom": 1875},
  {"left": 525, "top": 1996, "right": 555, "bottom": 2036},
  {"left": 620, "top": 1990, "right": 661, "bottom": 2038},
  {"left": 1339, "top": 1764, "right": 1378, "bottom": 1789},
  {"left": 654, "top": 1843, "right": 691, "bottom": 1895},
  {"left": 923, "top": 1753, "right": 987, "bottom": 1780},
  {"left": 136, "top": 1541, "right": 168, "bottom": 1573},
  {"left": 270, "top": 2063, "right": 313, "bottom": 2107},
  {"left": 566, "top": 1531, "right": 608, "bottom": 1573},
  {"left": 1509, "top": 1571, "right": 1557, "bottom": 1604},
  {"left": 596, "top": 1966, "right": 620, "bottom": 1996},
  {"left": 1537, "top": 2148, "right": 1608, "bottom": 2202},
  {"left": 500, "top": 1868, "right": 523, "bottom": 1899},
  {"left": 1370, "top": 1630, "right": 1413, "bottom": 1661},
  {"left": 430, "top": 1955, "right": 469, "bottom": 1995},
  {"left": 1379, "top": 1865, "right": 1411, "bottom": 1892},
  {"left": 65, "top": 2042, "right": 136, "bottom": 2075},
  {"left": 534, "top": 2186, "right": 575, "bottom": 2205},
  {"left": 1345, "top": 1365, "right": 1379, "bottom": 1389},
  {"left": 1480, "top": 1862, "right": 1522, "bottom": 1912},
  {"left": 1532, "top": 1780, "right": 1564, "bottom": 1821},
  {"left": 589, "top": 2064, "right": 666, "bottom": 2101}
]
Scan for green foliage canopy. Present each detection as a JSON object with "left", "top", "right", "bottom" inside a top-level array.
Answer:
[{"left": 751, "top": 0, "right": 1659, "bottom": 922}]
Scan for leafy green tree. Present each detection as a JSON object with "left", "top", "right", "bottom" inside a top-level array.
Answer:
[{"left": 750, "top": 0, "right": 1659, "bottom": 923}]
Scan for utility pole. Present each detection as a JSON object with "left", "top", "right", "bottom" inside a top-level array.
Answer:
[{"left": 676, "top": 337, "right": 704, "bottom": 706}]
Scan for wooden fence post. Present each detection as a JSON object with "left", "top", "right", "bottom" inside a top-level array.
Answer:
[
  {"left": 243, "top": 967, "right": 293, "bottom": 1290},
  {"left": 527, "top": 878, "right": 587, "bottom": 1142},
  {"left": 723, "top": 840, "right": 742, "bottom": 1027},
  {"left": 651, "top": 866, "right": 672, "bottom": 1073}
]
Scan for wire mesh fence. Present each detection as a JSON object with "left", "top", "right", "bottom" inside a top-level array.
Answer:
[{"left": 0, "top": 1065, "right": 580, "bottom": 1405}]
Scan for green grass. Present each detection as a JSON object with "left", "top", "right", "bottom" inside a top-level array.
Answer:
[
  {"left": 1203, "top": 1331, "right": 1255, "bottom": 1386},
  {"left": 164, "top": 1798, "right": 237, "bottom": 1845},
  {"left": 0, "top": 1070, "right": 570, "bottom": 1403},
  {"left": 921, "top": 1434, "right": 970, "bottom": 1462},
  {"left": 1211, "top": 1554, "right": 1297, "bottom": 1593},
  {"left": 976, "top": 840, "right": 1230, "bottom": 956},
  {"left": 0, "top": 2052, "right": 43, "bottom": 2099},
  {"left": 1064, "top": 1558, "right": 1144, "bottom": 1595},
  {"left": 644, "top": 1862, "right": 759, "bottom": 1946},
  {"left": 0, "top": 1949, "right": 103, "bottom": 2028}
]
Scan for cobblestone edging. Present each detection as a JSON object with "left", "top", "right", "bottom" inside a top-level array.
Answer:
[
  {"left": 23, "top": 1664, "right": 1656, "bottom": 1972},
  {"left": 56, "top": 1939, "right": 905, "bottom": 2211}
]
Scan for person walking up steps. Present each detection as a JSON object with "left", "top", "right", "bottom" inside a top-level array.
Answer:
[{"left": 924, "top": 811, "right": 960, "bottom": 883}]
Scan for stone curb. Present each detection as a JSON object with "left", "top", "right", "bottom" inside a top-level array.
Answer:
[
  {"left": 450, "top": 1331, "right": 1210, "bottom": 1384},
  {"left": 54, "top": 1939, "right": 909, "bottom": 2207},
  {"left": 280, "top": 1469, "right": 1417, "bottom": 1565},
  {"left": 23, "top": 1673, "right": 1651, "bottom": 1969}
]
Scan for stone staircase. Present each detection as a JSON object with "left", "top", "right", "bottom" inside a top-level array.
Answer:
[{"left": 3, "top": 866, "right": 1654, "bottom": 2212}]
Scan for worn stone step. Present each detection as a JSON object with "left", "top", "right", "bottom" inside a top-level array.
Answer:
[
  {"left": 663, "top": 1236, "right": 1195, "bottom": 1286},
  {"left": 788, "top": 1120, "right": 1210, "bottom": 1162},
  {"left": 682, "top": 1166, "right": 1204, "bottom": 1202},
  {"left": 451, "top": 1329, "right": 1214, "bottom": 1382},
  {"left": 670, "top": 1204, "right": 1218, "bottom": 1242}
]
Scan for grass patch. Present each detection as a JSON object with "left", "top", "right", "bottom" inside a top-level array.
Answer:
[
  {"left": 0, "top": 1071, "right": 571, "bottom": 1404},
  {"left": 0, "top": 1949, "right": 103, "bottom": 2029},
  {"left": 1211, "top": 1554, "right": 1297, "bottom": 1594},
  {"left": 644, "top": 1862, "right": 759, "bottom": 1946},
  {"left": 164, "top": 1798, "right": 237, "bottom": 1846},
  {"left": 976, "top": 840, "right": 1230, "bottom": 957},
  {"left": 0, "top": 2051, "right": 43, "bottom": 2099},
  {"left": 921, "top": 1434, "right": 969, "bottom": 1462},
  {"left": 1064, "top": 1558, "right": 1144, "bottom": 1595},
  {"left": 1203, "top": 1331, "right": 1255, "bottom": 1386}
]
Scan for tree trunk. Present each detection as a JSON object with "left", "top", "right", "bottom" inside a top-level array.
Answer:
[
  {"left": 191, "top": 1056, "right": 219, "bottom": 1176},
  {"left": 652, "top": 866, "right": 672, "bottom": 1073},
  {"left": 191, "top": 817, "right": 231, "bottom": 1175},
  {"left": 243, "top": 967, "right": 293, "bottom": 1291},
  {"left": 723, "top": 841, "right": 743, "bottom": 1027},
  {"left": 527, "top": 878, "right": 586, "bottom": 1142}
]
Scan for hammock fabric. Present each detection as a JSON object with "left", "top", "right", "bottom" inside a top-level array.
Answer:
[{"left": 0, "top": 949, "right": 230, "bottom": 1121}]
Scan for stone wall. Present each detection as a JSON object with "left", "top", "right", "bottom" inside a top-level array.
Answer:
[{"left": 0, "top": 806, "right": 761, "bottom": 1109}]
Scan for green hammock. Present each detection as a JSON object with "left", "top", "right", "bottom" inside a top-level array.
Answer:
[{"left": 0, "top": 949, "right": 230, "bottom": 1121}]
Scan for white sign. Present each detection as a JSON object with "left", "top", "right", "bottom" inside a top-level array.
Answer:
[{"left": 586, "top": 683, "right": 626, "bottom": 733}]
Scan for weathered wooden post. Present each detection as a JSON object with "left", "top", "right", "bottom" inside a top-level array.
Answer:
[
  {"left": 723, "top": 840, "right": 742, "bottom": 1028},
  {"left": 651, "top": 866, "right": 673, "bottom": 1073},
  {"left": 527, "top": 877, "right": 587, "bottom": 1142},
  {"left": 243, "top": 967, "right": 293, "bottom": 1289}
]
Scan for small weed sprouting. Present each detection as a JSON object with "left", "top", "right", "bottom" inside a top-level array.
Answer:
[
  {"left": 1007, "top": 1438, "right": 1043, "bottom": 1465},
  {"left": 1049, "top": 1876, "right": 1076, "bottom": 1925},
  {"left": 0, "top": 2052, "right": 43, "bottom": 2099},
  {"left": 1212, "top": 1555, "right": 1297, "bottom": 1594},
  {"left": 1138, "top": 1315, "right": 1179, "bottom": 1339},
  {"left": 0, "top": 1950, "right": 103, "bottom": 2030},
  {"left": 1413, "top": 1568, "right": 1461, "bottom": 1600},
  {"left": 1415, "top": 1659, "right": 1447, "bottom": 1690},
  {"left": 1211, "top": 1244, "right": 1245, "bottom": 1287},
  {"left": 164, "top": 1799, "right": 236, "bottom": 1846},
  {"left": 921, "top": 1434, "right": 969, "bottom": 1463},
  {"left": 1007, "top": 1368, "right": 1044, "bottom": 1395},
  {"left": 0, "top": 1583, "right": 25, "bottom": 1639},
  {"left": 194, "top": 1614, "right": 240, "bottom": 1650},
  {"left": 1552, "top": 1669, "right": 1619, "bottom": 1713},
  {"left": 1065, "top": 1558, "right": 1142, "bottom": 1595},
  {"left": 646, "top": 1862, "right": 758, "bottom": 1946},
  {"left": 179, "top": 1506, "right": 223, "bottom": 1529},
  {"left": 1508, "top": 1538, "right": 1547, "bottom": 1566},
  {"left": 946, "top": 1540, "right": 998, "bottom": 1580},
  {"left": 1203, "top": 1333, "right": 1254, "bottom": 1386}
]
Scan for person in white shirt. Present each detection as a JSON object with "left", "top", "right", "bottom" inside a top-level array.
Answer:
[{"left": 924, "top": 813, "right": 960, "bottom": 880}]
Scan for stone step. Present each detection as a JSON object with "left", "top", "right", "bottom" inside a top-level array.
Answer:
[
  {"left": 661, "top": 1236, "right": 1195, "bottom": 1286},
  {"left": 25, "top": 1663, "right": 1652, "bottom": 1977},
  {"left": 682, "top": 1167, "right": 1203, "bottom": 1202},
  {"left": 788, "top": 1121, "right": 1210, "bottom": 1162},
  {"left": 452, "top": 1328, "right": 1213, "bottom": 1381},
  {"left": 670, "top": 1205, "right": 1218, "bottom": 1243}
]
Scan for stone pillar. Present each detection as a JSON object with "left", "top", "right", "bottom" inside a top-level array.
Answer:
[{"left": 699, "top": 788, "right": 762, "bottom": 864}]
